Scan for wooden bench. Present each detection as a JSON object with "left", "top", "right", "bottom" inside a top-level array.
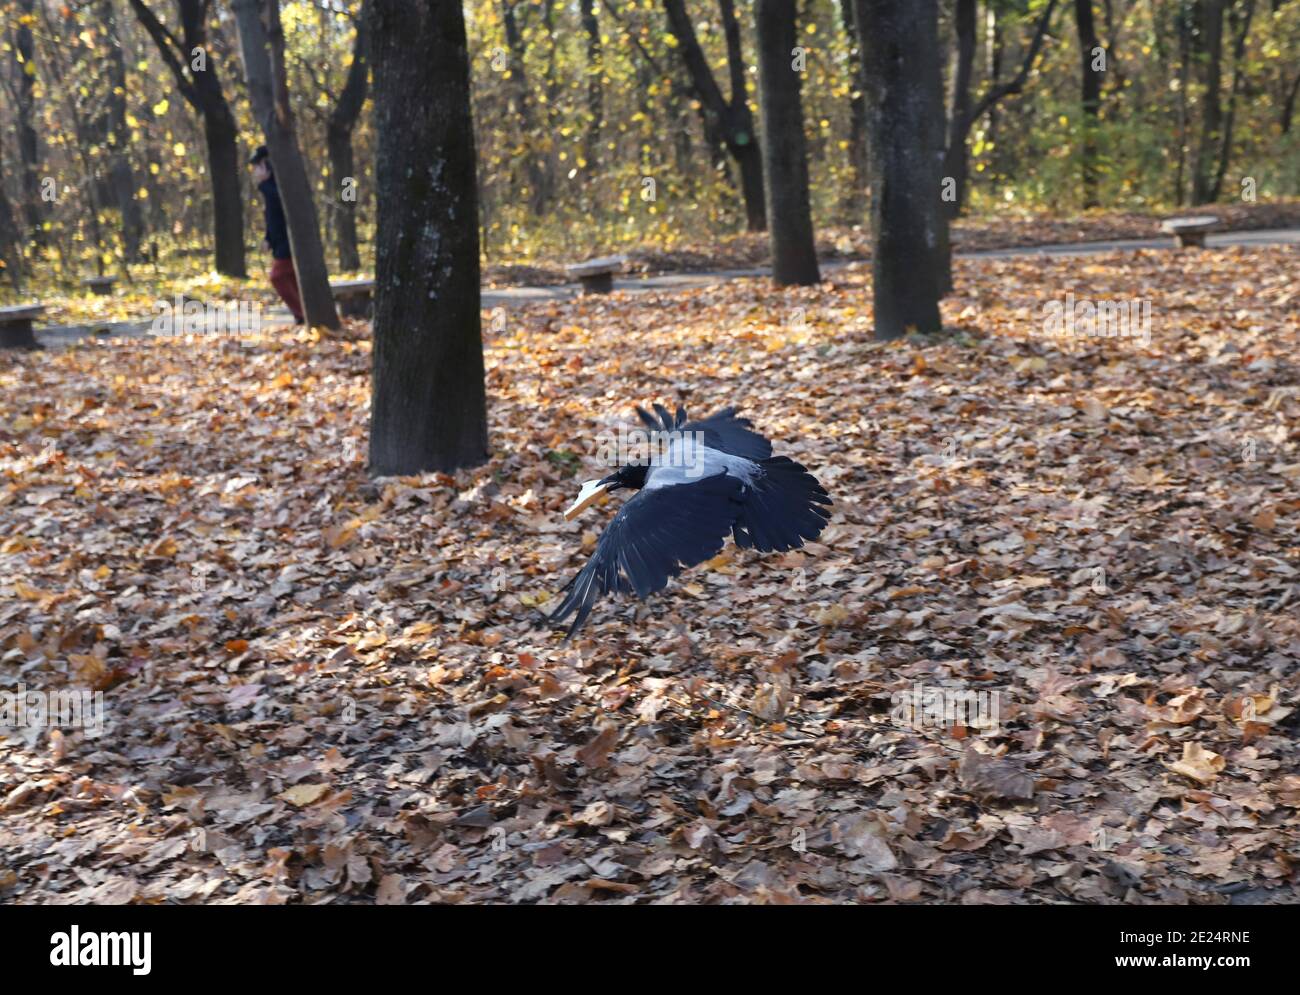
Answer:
[
  {"left": 1161, "top": 216, "right": 1218, "bottom": 248},
  {"left": 0, "top": 303, "right": 43, "bottom": 349},
  {"left": 82, "top": 276, "right": 115, "bottom": 295},
  {"left": 566, "top": 254, "right": 626, "bottom": 294},
  {"left": 330, "top": 278, "right": 374, "bottom": 318}
]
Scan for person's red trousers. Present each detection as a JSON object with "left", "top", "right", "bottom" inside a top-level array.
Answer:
[{"left": 269, "top": 257, "right": 304, "bottom": 323}]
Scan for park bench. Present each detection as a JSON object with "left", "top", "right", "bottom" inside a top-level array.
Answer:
[
  {"left": 82, "top": 275, "right": 115, "bottom": 295},
  {"left": 0, "top": 303, "right": 44, "bottom": 349},
  {"left": 566, "top": 254, "right": 626, "bottom": 295},
  {"left": 331, "top": 278, "right": 374, "bottom": 318},
  {"left": 1161, "top": 215, "right": 1219, "bottom": 248}
]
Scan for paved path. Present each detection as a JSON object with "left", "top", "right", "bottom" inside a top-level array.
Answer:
[{"left": 28, "top": 227, "right": 1300, "bottom": 348}]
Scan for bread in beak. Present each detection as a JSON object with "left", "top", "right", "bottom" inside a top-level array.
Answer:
[{"left": 563, "top": 479, "right": 610, "bottom": 520}]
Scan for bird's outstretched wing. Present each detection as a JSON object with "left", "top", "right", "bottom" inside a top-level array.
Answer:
[
  {"left": 635, "top": 403, "right": 773, "bottom": 461},
  {"left": 548, "top": 472, "right": 744, "bottom": 638}
]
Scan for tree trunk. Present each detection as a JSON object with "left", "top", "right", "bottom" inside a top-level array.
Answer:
[
  {"left": 13, "top": 0, "right": 46, "bottom": 239},
  {"left": 1175, "top": 1, "right": 1192, "bottom": 204},
  {"left": 944, "top": 0, "right": 1059, "bottom": 217},
  {"left": 128, "top": 0, "right": 247, "bottom": 277},
  {"left": 1211, "top": 0, "right": 1254, "bottom": 201},
  {"left": 1192, "top": 0, "right": 1226, "bottom": 204},
  {"left": 580, "top": 0, "right": 603, "bottom": 174},
  {"left": 501, "top": 0, "right": 552, "bottom": 213},
  {"left": 328, "top": 6, "right": 369, "bottom": 273},
  {"left": 942, "top": 0, "right": 977, "bottom": 220},
  {"left": 856, "top": 0, "right": 948, "bottom": 339},
  {"left": 231, "top": 0, "right": 339, "bottom": 329},
  {"left": 838, "top": 0, "right": 869, "bottom": 220},
  {"left": 368, "top": 0, "right": 488, "bottom": 477},
  {"left": 756, "top": 0, "right": 819, "bottom": 285},
  {"left": 0, "top": 128, "right": 23, "bottom": 290},
  {"left": 100, "top": 0, "right": 145, "bottom": 261},
  {"left": 1074, "top": 0, "right": 1102, "bottom": 208},
  {"left": 662, "top": 0, "right": 767, "bottom": 231},
  {"left": 205, "top": 105, "right": 247, "bottom": 279}
]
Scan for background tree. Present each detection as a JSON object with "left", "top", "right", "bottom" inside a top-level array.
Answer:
[
  {"left": 231, "top": 0, "right": 339, "bottom": 328},
  {"left": 943, "top": 0, "right": 1059, "bottom": 218},
  {"left": 11, "top": 0, "right": 46, "bottom": 239},
  {"left": 97, "top": 0, "right": 145, "bottom": 262},
  {"left": 1074, "top": 0, "right": 1103, "bottom": 208},
  {"left": 662, "top": 0, "right": 767, "bottom": 231},
  {"left": 856, "top": 0, "right": 949, "bottom": 338},
  {"left": 325, "top": 2, "right": 368, "bottom": 272},
  {"left": 129, "top": 0, "right": 247, "bottom": 277},
  {"left": 756, "top": 0, "right": 819, "bottom": 284},
  {"left": 368, "top": 0, "right": 488, "bottom": 476}
]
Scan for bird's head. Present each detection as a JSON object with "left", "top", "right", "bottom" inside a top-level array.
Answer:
[{"left": 562, "top": 463, "right": 649, "bottom": 520}]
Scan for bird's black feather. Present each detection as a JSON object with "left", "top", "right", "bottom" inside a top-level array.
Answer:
[
  {"left": 548, "top": 472, "right": 744, "bottom": 638},
  {"left": 682, "top": 407, "right": 773, "bottom": 461},
  {"left": 731, "top": 455, "right": 832, "bottom": 552}
]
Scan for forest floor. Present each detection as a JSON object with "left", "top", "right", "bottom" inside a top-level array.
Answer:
[{"left": 1, "top": 243, "right": 1298, "bottom": 904}]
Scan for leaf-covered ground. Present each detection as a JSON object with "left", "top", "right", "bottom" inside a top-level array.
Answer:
[{"left": 1, "top": 245, "right": 1297, "bottom": 904}]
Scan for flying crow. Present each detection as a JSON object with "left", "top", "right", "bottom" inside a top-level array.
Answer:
[{"left": 549, "top": 404, "right": 831, "bottom": 637}]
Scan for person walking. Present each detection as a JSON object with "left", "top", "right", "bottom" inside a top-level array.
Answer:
[{"left": 250, "top": 146, "right": 304, "bottom": 325}]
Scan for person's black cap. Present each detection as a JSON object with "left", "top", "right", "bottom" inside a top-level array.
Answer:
[{"left": 249, "top": 145, "right": 270, "bottom": 166}]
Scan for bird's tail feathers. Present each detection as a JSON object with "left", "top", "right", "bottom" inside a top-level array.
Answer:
[{"left": 732, "top": 456, "right": 832, "bottom": 553}]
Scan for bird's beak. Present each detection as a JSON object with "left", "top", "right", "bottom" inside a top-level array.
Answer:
[{"left": 563, "top": 478, "right": 611, "bottom": 520}]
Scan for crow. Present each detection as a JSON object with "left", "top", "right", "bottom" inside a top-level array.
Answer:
[{"left": 548, "top": 404, "right": 831, "bottom": 637}]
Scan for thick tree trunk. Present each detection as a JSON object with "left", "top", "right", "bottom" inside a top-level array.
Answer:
[
  {"left": 368, "top": 0, "right": 488, "bottom": 477},
  {"left": 662, "top": 0, "right": 766, "bottom": 231},
  {"left": 328, "top": 7, "right": 368, "bottom": 273},
  {"left": 855, "top": 0, "right": 948, "bottom": 339},
  {"left": 1074, "top": 0, "right": 1103, "bottom": 208},
  {"left": 756, "top": 0, "right": 819, "bottom": 285},
  {"left": 231, "top": 0, "right": 339, "bottom": 329}
]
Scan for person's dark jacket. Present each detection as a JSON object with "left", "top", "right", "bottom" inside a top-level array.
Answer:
[{"left": 258, "top": 175, "right": 292, "bottom": 260}]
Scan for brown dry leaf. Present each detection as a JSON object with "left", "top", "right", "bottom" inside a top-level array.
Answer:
[
  {"left": 278, "top": 784, "right": 330, "bottom": 807},
  {"left": 575, "top": 724, "right": 619, "bottom": 769},
  {"left": 1166, "top": 743, "right": 1226, "bottom": 785}
]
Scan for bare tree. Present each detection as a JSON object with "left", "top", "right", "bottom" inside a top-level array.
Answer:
[
  {"left": 943, "top": 0, "right": 1059, "bottom": 218},
  {"left": 129, "top": 0, "right": 246, "bottom": 276},
  {"left": 662, "top": 0, "right": 767, "bottom": 231}
]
